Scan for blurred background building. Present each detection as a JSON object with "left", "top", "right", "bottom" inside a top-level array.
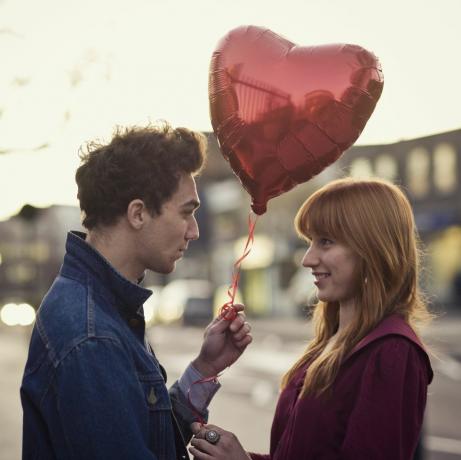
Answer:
[
  {"left": 1, "top": 128, "right": 460, "bottom": 327},
  {"left": 1, "top": 129, "right": 460, "bottom": 460}
]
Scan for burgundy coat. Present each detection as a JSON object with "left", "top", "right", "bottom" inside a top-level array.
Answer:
[{"left": 250, "top": 315, "right": 433, "bottom": 460}]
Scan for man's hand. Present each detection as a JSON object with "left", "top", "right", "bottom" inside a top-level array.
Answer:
[{"left": 192, "top": 304, "right": 252, "bottom": 377}]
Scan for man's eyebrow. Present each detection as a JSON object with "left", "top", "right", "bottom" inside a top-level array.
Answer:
[{"left": 181, "top": 199, "right": 200, "bottom": 209}]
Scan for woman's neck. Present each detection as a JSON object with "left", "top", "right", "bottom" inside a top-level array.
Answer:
[{"left": 337, "top": 299, "right": 357, "bottom": 334}]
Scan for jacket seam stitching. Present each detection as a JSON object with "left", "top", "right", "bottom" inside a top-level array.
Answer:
[{"left": 39, "top": 335, "right": 124, "bottom": 408}]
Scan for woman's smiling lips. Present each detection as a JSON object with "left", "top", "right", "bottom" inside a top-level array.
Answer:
[{"left": 313, "top": 272, "right": 331, "bottom": 285}]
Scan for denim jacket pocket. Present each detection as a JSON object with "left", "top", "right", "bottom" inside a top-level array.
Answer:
[
  {"left": 139, "top": 373, "right": 172, "bottom": 412},
  {"left": 138, "top": 373, "right": 176, "bottom": 459}
]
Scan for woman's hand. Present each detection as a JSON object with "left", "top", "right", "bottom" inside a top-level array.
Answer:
[{"left": 190, "top": 423, "right": 251, "bottom": 460}]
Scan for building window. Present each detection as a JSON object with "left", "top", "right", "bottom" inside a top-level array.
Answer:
[
  {"left": 434, "top": 143, "right": 457, "bottom": 194},
  {"left": 350, "top": 158, "right": 373, "bottom": 178},
  {"left": 407, "top": 147, "right": 430, "bottom": 198},
  {"left": 375, "top": 154, "right": 397, "bottom": 181}
]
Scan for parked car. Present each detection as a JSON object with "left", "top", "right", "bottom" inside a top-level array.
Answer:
[
  {"left": 152, "top": 279, "right": 214, "bottom": 326},
  {"left": 183, "top": 296, "right": 214, "bottom": 326}
]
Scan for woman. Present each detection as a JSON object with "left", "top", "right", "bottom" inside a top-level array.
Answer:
[{"left": 190, "top": 177, "right": 433, "bottom": 460}]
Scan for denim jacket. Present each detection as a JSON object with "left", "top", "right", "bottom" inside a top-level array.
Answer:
[{"left": 21, "top": 231, "right": 203, "bottom": 460}]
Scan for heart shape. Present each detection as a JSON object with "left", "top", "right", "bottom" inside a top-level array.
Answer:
[{"left": 209, "top": 25, "right": 384, "bottom": 214}]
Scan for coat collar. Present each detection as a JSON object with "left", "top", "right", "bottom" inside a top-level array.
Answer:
[
  {"left": 348, "top": 314, "right": 433, "bottom": 383},
  {"left": 61, "top": 231, "right": 152, "bottom": 315}
]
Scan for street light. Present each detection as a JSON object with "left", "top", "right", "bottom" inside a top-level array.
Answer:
[{"left": 0, "top": 302, "right": 36, "bottom": 326}]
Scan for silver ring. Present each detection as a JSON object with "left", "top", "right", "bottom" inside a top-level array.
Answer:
[{"left": 205, "top": 429, "right": 220, "bottom": 444}]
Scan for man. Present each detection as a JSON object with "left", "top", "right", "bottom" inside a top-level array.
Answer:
[{"left": 21, "top": 123, "right": 252, "bottom": 459}]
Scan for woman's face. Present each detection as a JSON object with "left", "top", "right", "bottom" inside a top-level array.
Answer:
[{"left": 302, "top": 234, "right": 360, "bottom": 307}]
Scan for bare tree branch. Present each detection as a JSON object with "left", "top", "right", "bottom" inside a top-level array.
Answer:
[{"left": 0, "top": 143, "right": 50, "bottom": 155}]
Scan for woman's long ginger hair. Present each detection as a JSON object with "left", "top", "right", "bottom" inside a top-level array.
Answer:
[{"left": 281, "top": 177, "right": 432, "bottom": 398}]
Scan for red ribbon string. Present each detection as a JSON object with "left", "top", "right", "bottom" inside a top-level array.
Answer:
[
  {"left": 220, "top": 211, "right": 259, "bottom": 321},
  {"left": 187, "top": 374, "right": 221, "bottom": 426},
  {"left": 187, "top": 211, "right": 259, "bottom": 424}
]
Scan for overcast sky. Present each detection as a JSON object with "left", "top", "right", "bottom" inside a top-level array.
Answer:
[{"left": 1, "top": 0, "right": 460, "bottom": 220}]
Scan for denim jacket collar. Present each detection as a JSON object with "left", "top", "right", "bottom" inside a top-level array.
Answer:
[{"left": 61, "top": 231, "right": 152, "bottom": 315}]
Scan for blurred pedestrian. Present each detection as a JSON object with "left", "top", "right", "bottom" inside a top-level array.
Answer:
[
  {"left": 20, "top": 123, "right": 252, "bottom": 459},
  {"left": 190, "top": 177, "right": 433, "bottom": 460}
]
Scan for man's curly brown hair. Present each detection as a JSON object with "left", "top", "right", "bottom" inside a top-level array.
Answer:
[{"left": 75, "top": 122, "right": 207, "bottom": 230}]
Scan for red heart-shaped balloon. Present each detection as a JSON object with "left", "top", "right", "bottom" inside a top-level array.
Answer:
[{"left": 209, "top": 26, "right": 384, "bottom": 214}]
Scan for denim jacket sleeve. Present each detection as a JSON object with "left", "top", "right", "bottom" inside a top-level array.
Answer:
[
  {"left": 168, "top": 381, "right": 208, "bottom": 444},
  {"left": 51, "top": 336, "right": 167, "bottom": 460},
  {"left": 169, "top": 363, "right": 221, "bottom": 444}
]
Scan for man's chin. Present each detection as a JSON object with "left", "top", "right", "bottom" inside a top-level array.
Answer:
[
  {"left": 147, "top": 259, "right": 177, "bottom": 275},
  {"left": 161, "top": 262, "right": 176, "bottom": 275}
]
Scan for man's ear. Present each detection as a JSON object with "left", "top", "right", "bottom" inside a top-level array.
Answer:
[{"left": 126, "top": 199, "right": 148, "bottom": 229}]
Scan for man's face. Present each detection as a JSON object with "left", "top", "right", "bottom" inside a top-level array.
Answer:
[{"left": 138, "top": 173, "right": 200, "bottom": 274}]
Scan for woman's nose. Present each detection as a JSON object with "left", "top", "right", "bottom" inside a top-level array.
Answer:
[{"left": 302, "top": 247, "right": 318, "bottom": 268}]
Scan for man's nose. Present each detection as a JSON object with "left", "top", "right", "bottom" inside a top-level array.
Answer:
[{"left": 186, "top": 217, "right": 199, "bottom": 241}]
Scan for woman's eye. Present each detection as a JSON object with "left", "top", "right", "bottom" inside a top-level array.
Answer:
[{"left": 320, "top": 238, "right": 333, "bottom": 246}]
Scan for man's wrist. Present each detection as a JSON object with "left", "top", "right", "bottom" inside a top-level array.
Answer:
[
  {"left": 191, "top": 357, "right": 219, "bottom": 378},
  {"left": 178, "top": 363, "right": 221, "bottom": 413}
]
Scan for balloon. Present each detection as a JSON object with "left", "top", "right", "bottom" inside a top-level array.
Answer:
[{"left": 209, "top": 26, "right": 384, "bottom": 214}]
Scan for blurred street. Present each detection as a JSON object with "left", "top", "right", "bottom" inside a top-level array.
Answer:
[{"left": 1, "top": 314, "right": 460, "bottom": 459}]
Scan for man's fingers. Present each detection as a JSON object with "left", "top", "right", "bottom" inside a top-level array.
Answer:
[
  {"left": 231, "top": 303, "right": 245, "bottom": 313},
  {"left": 234, "top": 334, "right": 253, "bottom": 350},
  {"left": 209, "top": 304, "right": 247, "bottom": 334},
  {"left": 209, "top": 316, "right": 231, "bottom": 334},
  {"left": 229, "top": 313, "right": 246, "bottom": 333},
  {"left": 232, "top": 321, "right": 252, "bottom": 341}
]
